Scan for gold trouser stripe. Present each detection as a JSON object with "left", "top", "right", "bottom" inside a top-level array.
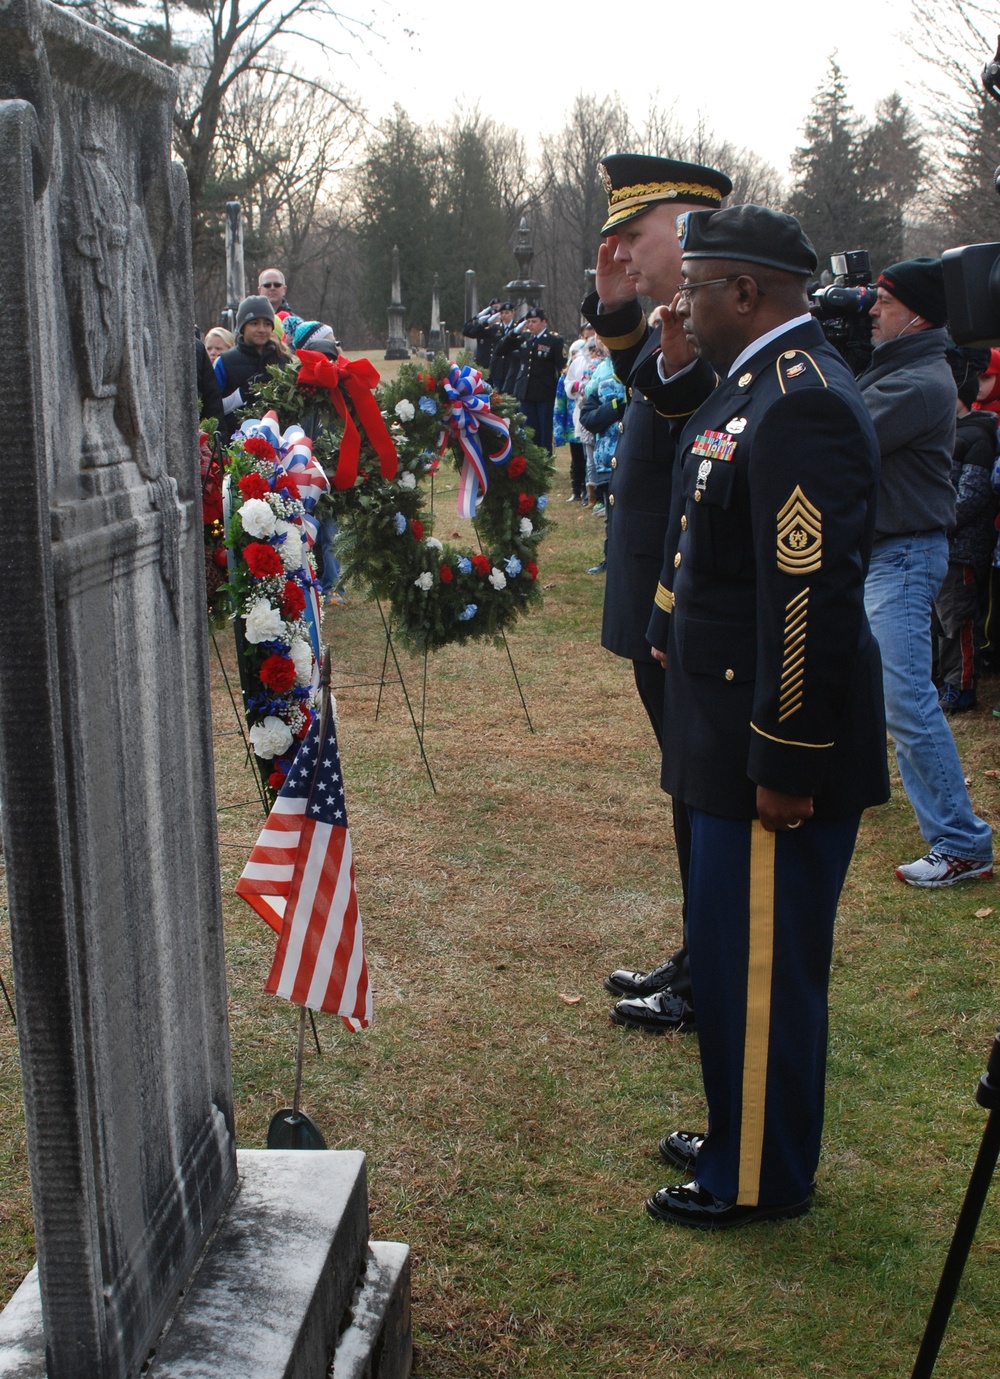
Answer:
[{"left": 737, "top": 821, "right": 776, "bottom": 1205}]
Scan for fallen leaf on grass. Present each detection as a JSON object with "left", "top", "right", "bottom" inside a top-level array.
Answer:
[
  {"left": 975, "top": 907, "right": 993, "bottom": 918},
  {"left": 557, "top": 992, "right": 582, "bottom": 1005},
  {"left": 985, "top": 770, "right": 1000, "bottom": 780}
]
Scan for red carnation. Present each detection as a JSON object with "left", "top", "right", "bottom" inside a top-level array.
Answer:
[
  {"left": 244, "top": 542, "right": 284, "bottom": 578},
  {"left": 440, "top": 565, "right": 453, "bottom": 584},
  {"left": 508, "top": 455, "right": 526, "bottom": 477},
  {"left": 239, "top": 473, "right": 269, "bottom": 500},
  {"left": 268, "top": 769, "right": 285, "bottom": 790},
  {"left": 424, "top": 376, "right": 437, "bottom": 392},
  {"left": 517, "top": 493, "right": 534, "bottom": 515},
  {"left": 244, "top": 437, "right": 277, "bottom": 460},
  {"left": 280, "top": 580, "right": 306, "bottom": 619},
  {"left": 259, "top": 654, "right": 297, "bottom": 692},
  {"left": 471, "top": 553, "right": 490, "bottom": 575},
  {"left": 412, "top": 519, "right": 424, "bottom": 541},
  {"left": 212, "top": 548, "right": 229, "bottom": 569},
  {"left": 526, "top": 561, "right": 538, "bottom": 581}
]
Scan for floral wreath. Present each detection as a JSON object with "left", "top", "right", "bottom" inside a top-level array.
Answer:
[
  {"left": 250, "top": 352, "right": 554, "bottom": 653},
  {"left": 223, "top": 414, "right": 330, "bottom": 795}
]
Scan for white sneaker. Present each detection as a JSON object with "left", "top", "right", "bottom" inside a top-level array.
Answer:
[{"left": 895, "top": 851, "right": 993, "bottom": 888}]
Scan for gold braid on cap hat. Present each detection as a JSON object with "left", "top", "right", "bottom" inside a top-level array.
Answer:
[{"left": 608, "top": 180, "right": 725, "bottom": 213}]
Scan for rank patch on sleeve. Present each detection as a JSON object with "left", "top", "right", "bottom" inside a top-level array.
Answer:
[
  {"left": 776, "top": 486, "right": 822, "bottom": 574},
  {"left": 779, "top": 587, "right": 809, "bottom": 721}
]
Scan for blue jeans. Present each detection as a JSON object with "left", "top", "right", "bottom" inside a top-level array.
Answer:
[{"left": 864, "top": 531, "right": 992, "bottom": 861}]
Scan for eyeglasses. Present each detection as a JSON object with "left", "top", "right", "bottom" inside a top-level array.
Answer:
[
  {"left": 675, "top": 275, "right": 743, "bottom": 302},
  {"left": 260, "top": 281, "right": 284, "bottom": 289}
]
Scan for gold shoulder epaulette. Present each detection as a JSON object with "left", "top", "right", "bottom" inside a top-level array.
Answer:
[{"left": 776, "top": 350, "right": 828, "bottom": 394}]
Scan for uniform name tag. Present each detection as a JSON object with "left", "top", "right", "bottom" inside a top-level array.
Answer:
[{"left": 691, "top": 430, "right": 736, "bottom": 462}]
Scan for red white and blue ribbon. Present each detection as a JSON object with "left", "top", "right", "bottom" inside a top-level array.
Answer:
[{"left": 442, "top": 364, "right": 512, "bottom": 518}]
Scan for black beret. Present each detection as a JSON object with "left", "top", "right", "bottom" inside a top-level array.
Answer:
[
  {"left": 598, "top": 154, "right": 732, "bottom": 234},
  {"left": 678, "top": 205, "right": 818, "bottom": 276},
  {"left": 876, "top": 257, "right": 948, "bottom": 328}
]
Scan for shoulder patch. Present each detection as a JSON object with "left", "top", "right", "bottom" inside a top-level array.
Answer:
[
  {"left": 776, "top": 349, "right": 828, "bottom": 394},
  {"left": 776, "top": 485, "right": 822, "bottom": 574}
]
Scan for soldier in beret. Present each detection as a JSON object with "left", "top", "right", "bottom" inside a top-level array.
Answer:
[
  {"left": 639, "top": 205, "right": 889, "bottom": 1227},
  {"left": 582, "top": 153, "right": 732, "bottom": 1035}
]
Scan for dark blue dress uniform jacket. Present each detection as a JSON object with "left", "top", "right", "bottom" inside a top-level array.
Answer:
[
  {"left": 642, "top": 319, "right": 890, "bottom": 821},
  {"left": 581, "top": 291, "right": 714, "bottom": 664}
]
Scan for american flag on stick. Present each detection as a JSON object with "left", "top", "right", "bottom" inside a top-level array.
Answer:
[{"left": 236, "top": 684, "right": 371, "bottom": 1031}]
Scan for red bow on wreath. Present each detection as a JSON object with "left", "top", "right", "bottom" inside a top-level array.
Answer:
[{"left": 295, "top": 350, "right": 399, "bottom": 490}]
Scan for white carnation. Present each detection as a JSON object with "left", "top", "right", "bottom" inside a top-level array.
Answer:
[
  {"left": 425, "top": 537, "right": 443, "bottom": 551},
  {"left": 415, "top": 571, "right": 434, "bottom": 591},
  {"left": 274, "top": 519, "right": 306, "bottom": 572},
  {"left": 239, "top": 497, "right": 275, "bottom": 539},
  {"left": 395, "top": 398, "right": 416, "bottom": 422},
  {"left": 289, "top": 637, "right": 313, "bottom": 686},
  {"left": 489, "top": 567, "right": 507, "bottom": 590},
  {"left": 397, "top": 470, "right": 417, "bottom": 490},
  {"left": 243, "top": 599, "right": 285, "bottom": 645},
  {"left": 249, "top": 715, "right": 293, "bottom": 759},
  {"left": 519, "top": 517, "right": 533, "bottom": 537}
]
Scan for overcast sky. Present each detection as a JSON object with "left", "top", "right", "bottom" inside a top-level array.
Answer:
[{"left": 327, "top": 0, "right": 934, "bottom": 176}]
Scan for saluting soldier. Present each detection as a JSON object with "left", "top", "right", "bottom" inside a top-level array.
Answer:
[
  {"left": 505, "top": 308, "right": 565, "bottom": 454},
  {"left": 581, "top": 153, "right": 732, "bottom": 1034},
  {"left": 463, "top": 298, "right": 507, "bottom": 371},
  {"left": 639, "top": 206, "right": 889, "bottom": 1228}
]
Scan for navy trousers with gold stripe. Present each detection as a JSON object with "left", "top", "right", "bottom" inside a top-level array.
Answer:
[{"left": 686, "top": 810, "right": 861, "bottom": 1207}]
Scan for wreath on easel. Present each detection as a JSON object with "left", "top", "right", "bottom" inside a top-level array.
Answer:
[{"left": 251, "top": 353, "right": 554, "bottom": 653}]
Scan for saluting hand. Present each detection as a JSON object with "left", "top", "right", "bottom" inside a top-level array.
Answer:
[
  {"left": 595, "top": 237, "right": 636, "bottom": 312},
  {"left": 658, "top": 294, "right": 698, "bottom": 375}
]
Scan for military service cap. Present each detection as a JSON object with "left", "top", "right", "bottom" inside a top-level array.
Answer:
[
  {"left": 598, "top": 154, "right": 732, "bottom": 235},
  {"left": 678, "top": 204, "right": 818, "bottom": 276}
]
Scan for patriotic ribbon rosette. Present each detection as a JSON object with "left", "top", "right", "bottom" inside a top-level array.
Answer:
[{"left": 441, "top": 362, "right": 512, "bottom": 518}]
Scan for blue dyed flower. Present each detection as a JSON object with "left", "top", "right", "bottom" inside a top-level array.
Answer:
[
  {"left": 505, "top": 556, "right": 522, "bottom": 577},
  {"left": 458, "top": 603, "right": 478, "bottom": 621},
  {"left": 393, "top": 512, "right": 407, "bottom": 535},
  {"left": 418, "top": 396, "right": 438, "bottom": 415},
  {"left": 457, "top": 557, "right": 472, "bottom": 574},
  {"left": 537, "top": 495, "right": 548, "bottom": 510}
]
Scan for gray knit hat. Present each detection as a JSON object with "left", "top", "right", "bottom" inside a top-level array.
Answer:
[{"left": 236, "top": 295, "right": 276, "bottom": 333}]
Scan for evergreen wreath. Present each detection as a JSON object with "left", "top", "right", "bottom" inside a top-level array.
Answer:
[{"left": 250, "top": 352, "right": 553, "bottom": 653}]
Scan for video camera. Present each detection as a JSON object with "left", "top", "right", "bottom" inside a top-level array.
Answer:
[{"left": 809, "top": 250, "right": 877, "bottom": 376}]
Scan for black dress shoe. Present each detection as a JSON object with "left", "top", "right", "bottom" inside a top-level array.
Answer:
[
  {"left": 603, "top": 957, "right": 680, "bottom": 998},
  {"left": 645, "top": 1180, "right": 810, "bottom": 1230},
  {"left": 609, "top": 988, "right": 696, "bottom": 1034},
  {"left": 658, "top": 1130, "right": 705, "bottom": 1174}
]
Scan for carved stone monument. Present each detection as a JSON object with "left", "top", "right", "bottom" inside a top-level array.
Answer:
[
  {"left": 427, "top": 272, "right": 444, "bottom": 355},
  {"left": 0, "top": 3, "right": 409, "bottom": 1376},
  {"left": 384, "top": 245, "right": 408, "bottom": 360},
  {"left": 505, "top": 215, "right": 544, "bottom": 311}
]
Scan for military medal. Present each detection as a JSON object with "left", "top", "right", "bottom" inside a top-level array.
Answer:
[
  {"left": 691, "top": 429, "right": 737, "bottom": 462},
  {"left": 696, "top": 459, "right": 712, "bottom": 491},
  {"left": 725, "top": 416, "right": 747, "bottom": 434}
]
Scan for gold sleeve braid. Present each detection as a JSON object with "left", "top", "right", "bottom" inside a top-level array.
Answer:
[{"left": 778, "top": 587, "right": 808, "bottom": 722}]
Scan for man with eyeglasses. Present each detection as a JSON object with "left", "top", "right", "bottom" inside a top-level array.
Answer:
[
  {"left": 581, "top": 154, "right": 731, "bottom": 1037},
  {"left": 638, "top": 205, "right": 888, "bottom": 1228},
  {"left": 257, "top": 268, "right": 292, "bottom": 319}
]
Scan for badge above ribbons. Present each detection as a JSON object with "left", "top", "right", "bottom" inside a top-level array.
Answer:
[{"left": 776, "top": 485, "right": 822, "bottom": 575}]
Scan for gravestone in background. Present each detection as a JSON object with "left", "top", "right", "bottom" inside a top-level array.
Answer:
[{"left": 0, "top": 2, "right": 410, "bottom": 1376}]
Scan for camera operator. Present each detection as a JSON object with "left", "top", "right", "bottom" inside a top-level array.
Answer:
[{"left": 860, "top": 257, "right": 994, "bottom": 887}]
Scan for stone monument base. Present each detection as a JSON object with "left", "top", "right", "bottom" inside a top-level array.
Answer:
[{"left": 0, "top": 1151, "right": 411, "bottom": 1379}]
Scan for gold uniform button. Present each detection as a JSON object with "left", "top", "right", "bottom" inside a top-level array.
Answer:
[
  {"left": 680, "top": 515, "right": 688, "bottom": 530},
  {"left": 693, "top": 490, "right": 702, "bottom": 502},
  {"left": 608, "top": 493, "right": 615, "bottom": 507},
  {"left": 611, "top": 456, "right": 617, "bottom": 469},
  {"left": 673, "top": 551, "right": 682, "bottom": 568},
  {"left": 725, "top": 669, "right": 735, "bottom": 681}
]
